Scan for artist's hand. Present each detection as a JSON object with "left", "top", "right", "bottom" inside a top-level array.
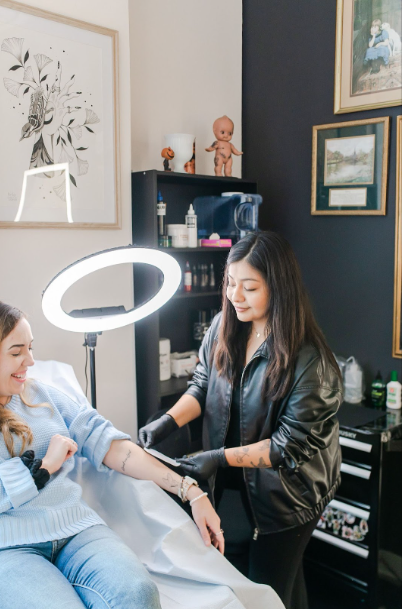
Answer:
[
  {"left": 177, "top": 448, "right": 228, "bottom": 481},
  {"left": 42, "top": 434, "right": 78, "bottom": 475},
  {"left": 137, "top": 413, "right": 179, "bottom": 448},
  {"left": 189, "top": 490, "right": 225, "bottom": 554}
]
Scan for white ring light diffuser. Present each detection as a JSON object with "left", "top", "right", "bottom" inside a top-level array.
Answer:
[{"left": 42, "top": 246, "right": 181, "bottom": 333}]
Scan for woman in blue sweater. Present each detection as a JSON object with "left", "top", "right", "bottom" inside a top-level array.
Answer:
[{"left": 0, "top": 302, "right": 224, "bottom": 609}]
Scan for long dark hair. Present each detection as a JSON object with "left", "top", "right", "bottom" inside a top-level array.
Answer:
[{"left": 214, "top": 231, "right": 340, "bottom": 401}]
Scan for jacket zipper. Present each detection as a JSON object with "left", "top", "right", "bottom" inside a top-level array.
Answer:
[{"left": 240, "top": 354, "right": 262, "bottom": 541}]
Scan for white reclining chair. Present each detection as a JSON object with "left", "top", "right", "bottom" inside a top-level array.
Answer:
[{"left": 28, "top": 360, "right": 284, "bottom": 609}]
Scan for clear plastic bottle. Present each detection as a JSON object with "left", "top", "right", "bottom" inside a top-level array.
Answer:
[{"left": 344, "top": 357, "right": 364, "bottom": 403}]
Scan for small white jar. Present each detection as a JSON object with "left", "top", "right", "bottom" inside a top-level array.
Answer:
[{"left": 166, "top": 224, "right": 188, "bottom": 248}]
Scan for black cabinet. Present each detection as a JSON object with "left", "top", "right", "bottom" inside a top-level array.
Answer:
[
  {"left": 131, "top": 170, "right": 258, "bottom": 429},
  {"left": 305, "top": 406, "right": 402, "bottom": 608}
]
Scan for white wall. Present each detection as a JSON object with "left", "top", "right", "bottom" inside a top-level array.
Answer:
[
  {"left": 0, "top": 0, "right": 243, "bottom": 440},
  {"left": 0, "top": 0, "right": 137, "bottom": 437},
  {"left": 129, "top": 0, "right": 243, "bottom": 177}
]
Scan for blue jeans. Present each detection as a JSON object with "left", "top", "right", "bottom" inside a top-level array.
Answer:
[{"left": 0, "top": 524, "right": 161, "bottom": 609}]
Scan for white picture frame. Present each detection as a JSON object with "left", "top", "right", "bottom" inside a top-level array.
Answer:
[{"left": 0, "top": 0, "right": 120, "bottom": 228}]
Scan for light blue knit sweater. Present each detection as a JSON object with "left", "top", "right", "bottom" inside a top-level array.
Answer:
[{"left": 0, "top": 381, "right": 130, "bottom": 548}]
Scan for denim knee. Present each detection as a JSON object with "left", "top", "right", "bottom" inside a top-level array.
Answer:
[
  {"left": 124, "top": 573, "right": 161, "bottom": 609},
  {"left": 75, "top": 575, "right": 161, "bottom": 609}
]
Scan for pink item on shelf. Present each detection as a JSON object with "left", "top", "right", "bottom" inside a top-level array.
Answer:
[{"left": 200, "top": 239, "right": 232, "bottom": 248}]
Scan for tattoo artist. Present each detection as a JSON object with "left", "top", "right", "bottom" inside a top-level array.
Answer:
[{"left": 138, "top": 231, "right": 343, "bottom": 609}]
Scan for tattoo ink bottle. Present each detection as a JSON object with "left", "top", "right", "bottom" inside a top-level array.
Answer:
[
  {"left": 192, "top": 264, "right": 198, "bottom": 291},
  {"left": 209, "top": 263, "right": 215, "bottom": 290},
  {"left": 157, "top": 191, "right": 167, "bottom": 247},
  {"left": 184, "top": 261, "right": 192, "bottom": 292}
]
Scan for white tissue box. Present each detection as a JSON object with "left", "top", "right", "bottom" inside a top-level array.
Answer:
[{"left": 170, "top": 351, "right": 198, "bottom": 378}]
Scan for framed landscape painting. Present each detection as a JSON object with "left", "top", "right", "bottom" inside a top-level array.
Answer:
[
  {"left": 334, "top": 0, "right": 402, "bottom": 113},
  {"left": 0, "top": 1, "right": 120, "bottom": 228},
  {"left": 311, "top": 117, "right": 389, "bottom": 215},
  {"left": 393, "top": 116, "right": 402, "bottom": 358}
]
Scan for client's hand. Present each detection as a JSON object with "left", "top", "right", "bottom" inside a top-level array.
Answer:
[
  {"left": 137, "top": 413, "right": 179, "bottom": 448},
  {"left": 42, "top": 434, "right": 78, "bottom": 475},
  {"left": 188, "top": 488, "right": 224, "bottom": 554},
  {"left": 177, "top": 448, "right": 228, "bottom": 481}
]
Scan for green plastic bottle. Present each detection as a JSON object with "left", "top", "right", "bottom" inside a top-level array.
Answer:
[{"left": 371, "top": 371, "right": 386, "bottom": 409}]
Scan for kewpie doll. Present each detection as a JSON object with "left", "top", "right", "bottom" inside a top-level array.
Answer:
[{"left": 205, "top": 115, "right": 243, "bottom": 176}]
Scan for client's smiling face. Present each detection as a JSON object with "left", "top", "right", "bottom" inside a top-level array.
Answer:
[{"left": 0, "top": 318, "right": 34, "bottom": 406}]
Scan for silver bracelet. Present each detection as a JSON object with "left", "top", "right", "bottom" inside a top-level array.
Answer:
[
  {"left": 189, "top": 491, "right": 208, "bottom": 506},
  {"left": 179, "top": 475, "right": 199, "bottom": 503}
]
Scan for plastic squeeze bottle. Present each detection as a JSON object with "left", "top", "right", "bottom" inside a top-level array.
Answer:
[
  {"left": 386, "top": 371, "right": 402, "bottom": 409},
  {"left": 371, "top": 371, "right": 386, "bottom": 409},
  {"left": 185, "top": 204, "right": 198, "bottom": 248},
  {"left": 157, "top": 191, "right": 166, "bottom": 246}
]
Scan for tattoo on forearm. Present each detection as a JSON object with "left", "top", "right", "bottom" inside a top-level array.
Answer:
[
  {"left": 250, "top": 456, "right": 269, "bottom": 468},
  {"left": 233, "top": 447, "right": 250, "bottom": 464},
  {"left": 162, "top": 472, "right": 179, "bottom": 489},
  {"left": 258, "top": 439, "right": 270, "bottom": 452},
  {"left": 121, "top": 450, "right": 131, "bottom": 472}
]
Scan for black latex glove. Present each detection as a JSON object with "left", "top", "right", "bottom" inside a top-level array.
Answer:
[
  {"left": 137, "top": 413, "right": 179, "bottom": 448},
  {"left": 177, "top": 448, "right": 228, "bottom": 480}
]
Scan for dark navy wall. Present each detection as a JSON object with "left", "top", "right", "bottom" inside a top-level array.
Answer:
[{"left": 242, "top": 0, "right": 402, "bottom": 389}]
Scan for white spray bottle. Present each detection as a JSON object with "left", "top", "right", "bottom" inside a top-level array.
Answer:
[{"left": 185, "top": 203, "right": 198, "bottom": 248}]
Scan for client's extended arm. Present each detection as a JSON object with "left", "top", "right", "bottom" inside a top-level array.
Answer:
[{"left": 103, "top": 439, "right": 224, "bottom": 553}]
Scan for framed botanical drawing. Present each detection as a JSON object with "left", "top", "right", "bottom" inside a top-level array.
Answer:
[
  {"left": 334, "top": 0, "right": 402, "bottom": 114},
  {"left": 311, "top": 117, "right": 389, "bottom": 215},
  {"left": 393, "top": 115, "right": 402, "bottom": 358},
  {"left": 0, "top": 1, "right": 120, "bottom": 228}
]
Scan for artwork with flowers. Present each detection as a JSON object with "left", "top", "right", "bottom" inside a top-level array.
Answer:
[{"left": 0, "top": 2, "right": 119, "bottom": 227}]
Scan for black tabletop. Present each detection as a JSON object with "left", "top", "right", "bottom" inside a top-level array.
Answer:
[{"left": 337, "top": 401, "right": 402, "bottom": 437}]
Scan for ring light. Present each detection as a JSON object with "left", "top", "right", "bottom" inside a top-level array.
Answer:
[{"left": 42, "top": 246, "right": 181, "bottom": 333}]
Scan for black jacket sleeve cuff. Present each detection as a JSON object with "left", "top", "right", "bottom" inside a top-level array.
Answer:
[
  {"left": 269, "top": 439, "right": 286, "bottom": 471},
  {"left": 185, "top": 385, "right": 206, "bottom": 412}
]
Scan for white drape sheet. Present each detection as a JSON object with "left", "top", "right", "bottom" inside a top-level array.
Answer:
[{"left": 29, "top": 361, "right": 284, "bottom": 609}]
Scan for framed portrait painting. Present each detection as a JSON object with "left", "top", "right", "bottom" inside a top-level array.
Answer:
[
  {"left": 334, "top": 0, "right": 402, "bottom": 114},
  {"left": 311, "top": 117, "right": 389, "bottom": 215},
  {"left": 0, "top": 1, "right": 120, "bottom": 228},
  {"left": 393, "top": 116, "right": 402, "bottom": 358}
]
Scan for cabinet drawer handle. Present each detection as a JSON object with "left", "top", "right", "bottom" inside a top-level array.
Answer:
[
  {"left": 312, "top": 530, "right": 369, "bottom": 558},
  {"left": 339, "top": 437, "right": 372, "bottom": 452},
  {"left": 340, "top": 463, "right": 371, "bottom": 479},
  {"left": 328, "top": 499, "right": 370, "bottom": 520}
]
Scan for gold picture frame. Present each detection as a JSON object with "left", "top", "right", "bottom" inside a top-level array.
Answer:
[
  {"left": 311, "top": 117, "right": 390, "bottom": 216},
  {"left": 393, "top": 115, "right": 402, "bottom": 358},
  {"left": 334, "top": 0, "right": 402, "bottom": 114},
  {"left": 0, "top": 0, "right": 120, "bottom": 228}
]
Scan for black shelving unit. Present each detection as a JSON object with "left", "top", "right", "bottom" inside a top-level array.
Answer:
[{"left": 131, "top": 170, "right": 258, "bottom": 428}]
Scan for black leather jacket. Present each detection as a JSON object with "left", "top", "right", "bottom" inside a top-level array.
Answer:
[{"left": 186, "top": 313, "right": 342, "bottom": 535}]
